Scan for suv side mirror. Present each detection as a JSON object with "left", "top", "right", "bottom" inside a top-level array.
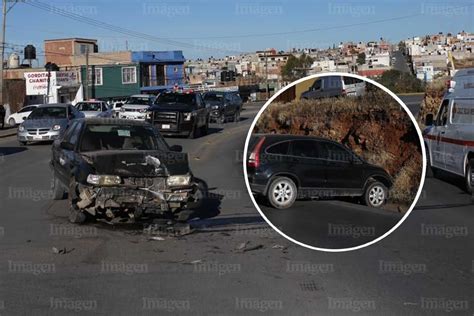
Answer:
[
  {"left": 60, "top": 141, "right": 74, "bottom": 151},
  {"left": 170, "top": 145, "right": 182, "bottom": 152},
  {"left": 425, "top": 114, "right": 434, "bottom": 126}
]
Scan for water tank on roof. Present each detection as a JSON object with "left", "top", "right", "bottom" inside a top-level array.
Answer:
[
  {"left": 24, "top": 45, "right": 36, "bottom": 60},
  {"left": 8, "top": 53, "right": 20, "bottom": 68}
]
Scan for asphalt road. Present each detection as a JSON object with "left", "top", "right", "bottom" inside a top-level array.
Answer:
[
  {"left": 392, "top": 50, "right": 411, "bottom": 73},
  {"left": 0, "top": 99, "right": 472, "bottom": 315},
  {"left": 261, "top": 200, "right": 403, "bottom": 249}
]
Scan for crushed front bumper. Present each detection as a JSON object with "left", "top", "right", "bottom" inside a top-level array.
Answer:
[{"left": 74, "top": 182, "right": 199, "bottom": 218}]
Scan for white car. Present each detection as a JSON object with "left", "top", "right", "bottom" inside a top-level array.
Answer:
[
  {"left": 118, "top": 94, "right": 155, "bottom": 121},
  {"left": 75, "top": 101, "right": 112, "bottom": 118},
  {"left": 7, "top": 104, "right": 39, "bottom": 126},
  {"left": 301, "top": 76, "right": 366, "bottom": 99},
  {"left": 423, "top": 68, "right": 474, "bottom": 193},
  {"left": 110, "top": 99, "right": 127, "bottom": 118}
]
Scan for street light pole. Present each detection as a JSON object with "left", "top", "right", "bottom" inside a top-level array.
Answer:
[
  {"left": 84, "top": 46, "right": 89, "bottom": 100},
  {"left": 0, "top": 0, "right": 7, "bottom": 104}
]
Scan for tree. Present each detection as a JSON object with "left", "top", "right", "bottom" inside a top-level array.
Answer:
[
  {"left": 398, "top": 40, "right": 406, "bottom": 52},
  {"left": 281, "top": 54, "right": 314, "bottom": 81},
  {"left": 377, "top": 69, "right": 425, "bottom": 93},
  {"left": 356, "top": 52, "right": 366, "bottom": 65}
]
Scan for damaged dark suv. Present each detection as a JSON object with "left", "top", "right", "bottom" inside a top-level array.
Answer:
[{"left": 50, "top": 118, "right": 201, "bottom": 224}]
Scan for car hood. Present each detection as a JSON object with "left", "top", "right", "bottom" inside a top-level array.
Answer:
[
  {"left": 22, "top": 118, "right": 68, "bottom": 129},
  {"left": 122, "top": 104, "right": 150, "bottom": 110},
  {"left": 80, "top": 150, "right": 190, "bottom": 177},
  {"left": 150, "top": 103, "right": 195, "bottom": 112},
  {"left": 81, "top": 111, "right": 102, "bottom": 117},
  {"left": 205, "top": 100, "right": 224, "bottom": 108}
]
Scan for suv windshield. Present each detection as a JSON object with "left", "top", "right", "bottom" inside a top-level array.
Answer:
[
  {"left": 80, "top": 124, "right": 168, "bottom": 152},
  {"left": 203, "top": 93, "right": 224, "bottom": 102},
  {"left": 29, "top": 107, "right": 67, "bottom": 119},
  {"left": 125, "top": 97, "right": 151, "bottom": 105},
  {"left": 76, "top": 102, "right": 102, "bottom": 111},
  {"left": 156, "top": 93, "right": 195, "bottom": 105}
]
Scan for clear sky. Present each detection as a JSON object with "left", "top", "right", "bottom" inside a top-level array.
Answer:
[{"left": 4, "top": 0, "right": 474, "bottom": 61}]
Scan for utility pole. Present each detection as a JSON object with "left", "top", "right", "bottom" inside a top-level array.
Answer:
[
  {"left": 0, "top": 0, "right": 7, "bottom": 104},
  {"left": 84, "top": 46, "right": 89, "bottom": 100}
]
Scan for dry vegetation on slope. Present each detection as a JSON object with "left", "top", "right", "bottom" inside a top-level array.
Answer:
[{"left": 254, "top": 91, "right": 423, "bottom": 210}]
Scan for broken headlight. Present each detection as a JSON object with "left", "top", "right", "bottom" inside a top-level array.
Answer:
[
  {"left": 167, "top": 175, "right": 191, "bottom": 187},
  {"left": 87, "top": 174, "right": 121, "bottom": 186}
]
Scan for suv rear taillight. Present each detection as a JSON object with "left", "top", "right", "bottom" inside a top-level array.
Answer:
[{"left": 248, "top": 137, "right": 266, "bottom": 168}]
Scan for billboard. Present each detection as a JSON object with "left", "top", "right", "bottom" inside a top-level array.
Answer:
[{"left": 24, "top": 71, "right": 80, "bottom": 96}]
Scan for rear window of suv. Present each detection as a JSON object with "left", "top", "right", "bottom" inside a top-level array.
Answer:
[
  {"left": 343, "top": 77, "right": 363, "bottom": 85},
  {"left": 266, "top": 141, "right": 290, "bottom": 155}
]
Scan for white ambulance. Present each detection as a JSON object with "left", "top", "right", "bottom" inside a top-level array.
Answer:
[{"left": 424, "top": 68, "right": 474, "bottom": 193}]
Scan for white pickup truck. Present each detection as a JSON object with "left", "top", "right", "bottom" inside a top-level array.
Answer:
[{"left": 423, "top": 68, "right": 474, "bottom": 193}]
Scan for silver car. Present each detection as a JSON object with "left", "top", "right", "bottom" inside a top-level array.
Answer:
[
  {"left": 17, "top": 103, "right": 84, "bottom": 145},
  {"left": 75, "top": 101, "right": 112, "bottom": 118}
]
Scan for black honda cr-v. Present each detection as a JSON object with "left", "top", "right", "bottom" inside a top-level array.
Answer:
[{"left": 246, "top": 134, "right": 393, "bottom": 209}]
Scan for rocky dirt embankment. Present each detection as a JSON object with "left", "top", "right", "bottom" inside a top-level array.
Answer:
[
  {"left": 254, "top": 91, "right": 423, "bottom": 209},
  {"left": 417, "top": 77, "right": 448, "bottom": 126}
]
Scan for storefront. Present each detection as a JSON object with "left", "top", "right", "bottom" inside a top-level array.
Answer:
[{"left": 24, "top": 70, "right": 81, "bottom": 104}]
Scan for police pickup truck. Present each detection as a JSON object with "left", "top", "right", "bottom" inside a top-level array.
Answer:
[{"left": 424, "top": 68, "right": 474, "bottom": 193}]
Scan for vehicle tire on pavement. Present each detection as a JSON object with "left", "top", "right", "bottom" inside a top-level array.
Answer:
[
  {"left": 19, "top": 141, "right": 27, "bottom": 146},
  {"left": 68, "top": 179, "right": 86, "bottom": 224},
  {"left": 362, "top": 181, "right": 387, "bottom": 208},
  {"left": 465, "top": 158, "right": 474, "bottom": 194},
  {"left": 267, "top": 176, "right": 297, "bottom": 209},
  {"left": 218, "top": 115, "right": 225, "bottom": 124},
  {"left": 51, "top": 172, "right": 66, "bottom": 200},
  {"left": 233, "top": 110, "right": 240, "bottom": 122},
  {"left": 188, "top": 126, "right": 197, "bottom": 139},
  {"left": 8, "top": 118, "right": 15, "bottom": 127},
  {"left": 201, "top": 121, "right": 209, "bottom": 136}
]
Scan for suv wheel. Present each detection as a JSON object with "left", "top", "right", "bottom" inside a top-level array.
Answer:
[
  {"left": 19, "top": 141, "right": 27, "bottom": 146},
  {"left": 188, "top": 126, "right": 197, "bottom": 139},
  {"left": 201, "top": 121, "right": 209, "bottom": 135},
  {"left": 218, "top": 115, "right": 225, "bottom": 124},
  {"left": 363, "top": 181, "right": 387, "bottom": 208},
  {"left": 233, "top": 110, "right": 240, "bottom": 122},
  {"left": 465, "top": 159, "right": 474, "bottom": 194},
  {"left": 267, "top": 177, "right": 297, "bottom": 209},
  {"left": 51, "top": 172, "right": 66, "bottom": 200},
  {"left": 68, "top": 179, "right": 86, "bottom": 224},
  {"left": 8, "top": 118, "right": 15, "bottom": 126}
]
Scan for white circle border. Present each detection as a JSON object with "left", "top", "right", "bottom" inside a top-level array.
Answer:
[{"left": 242, "top": 72, "right": 427, "bottom": 252}]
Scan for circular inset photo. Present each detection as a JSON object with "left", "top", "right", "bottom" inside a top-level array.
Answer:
[{"left": 243, "top": 73, "right": 426, "bottom": 252}]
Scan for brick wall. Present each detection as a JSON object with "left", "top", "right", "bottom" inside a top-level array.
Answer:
[{"left": 45, "top": 41, "right": 74, "bottom": 66}]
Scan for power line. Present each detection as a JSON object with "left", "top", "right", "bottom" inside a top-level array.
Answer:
[
  {"left": 179, "top": 3, "right": 474, "bottom": 40},
  {"left": 24, "top": 0, "right": 245, "bottom": 54},
  {"left": 22, "top": 1, "right": 474, "bottom": 41}
]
